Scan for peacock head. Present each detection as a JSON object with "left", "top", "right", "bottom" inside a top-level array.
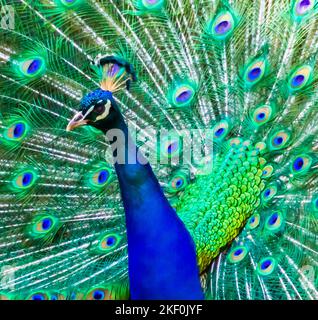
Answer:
[
  {"left": 66, "top": 89, "right": 123, "bottom": 133},
  {"left": 67, "top": 55, "right": 136, "bottom": 133}
]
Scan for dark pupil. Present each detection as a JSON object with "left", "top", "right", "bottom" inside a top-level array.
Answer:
[
  {"left": 42, "top": 218, "right": 52, "bottom": 230},
  {"left": 269, "top": 213, "right": 278, "bottom": 225},
  {"left": 176, "top": 179, "right": 182, "bottom": 187},
  {"left": 292, "top": 74, "right": 305, "bottom": 87},
  {"left": 98, "top": 171, "right": 109, "bottom": 184},
  {"left": 261, "top": 260, "right": 271, "bottom": 270},
  {"left": 234, "top": 249, "right": 243, "bottom": 256},
  {"left": 27, "top": 59, "right": 41, "bottom": 74},
  {"left": 215, "top": 128, "right": 225, "bottom": 136},
  {"left": 293, "top": 157, "right": 304, "bottom": 171},
  {"left": 14, "top": 123, "right": 25, "bottom": 138},
  {"left": 107, "top": 237, "right": 115, "bottom": 246},
  {"left": 176, "top": 90, "right": 192, "bottom": 103},
  {"left": 93, "top": 291, "right": 104, "bottom": 300},
  {"left": 248, "top": 67, "right": 261, "bottom": 80},
  {"left": 215, "top": 20, "right": 230, "bottom": 34},
  {"left": 95, "top": 105, "right": 104, "bottom": 114},
  {"left": 300, "top": 0, "right": 311, "bottom": 8},
  {"left": 23, "top": 173, "right": 33, "bottom": 186},
  {"left": 274, "top": 136, "right": 283, "bottom": 145}
]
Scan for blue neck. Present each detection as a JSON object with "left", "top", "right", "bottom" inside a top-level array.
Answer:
[{"left": 107, "top": 116, "right": 203, "bottom": 300}]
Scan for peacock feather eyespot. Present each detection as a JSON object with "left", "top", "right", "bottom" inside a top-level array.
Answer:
[
  {"left": 290, "top": 154, "right": 312, "bottom": 175},
  {"left": 288, "top": 65, "right": 313, "bottom": 92},
  {"left": 4, "top": 121, "right": 29, "bottom": 142},
  {"left": 213, "top": 120, "right": 230, "bottom": 140},
  {"left": 86, "top": 287, "right": 112, "bottom": 300},
  {"left": 228, "top": 246, "right": 248, "bottom": 263},
  {"left": 265, "top": 211, "right": 284, "bottom": 232},
  {"left": 246, "top": 213, "right": 260, "bottom": 230},
  {"left": 12, "top": 169, "right": 38, "bottom": 191},
  {"left": 268, "top": 130, "right": 291, "bottom": 150},
  {"left": 172, "top": 177, "right": 184, "bottom": 189},
  {"left": 243, "top": 58, "right": 268, "bottom": 88},
  {"left": 87, "top": 165, "right": 113, "bottom": 190},
  {"left": 292, "top": 0, "right": 316, "bottom": 20},
  {"left": 261, "top": 185, "right": 277, "bottom": 202},
  {"left": 252, "top": 105, "right": 273, "bottom": 126},
  {"left": 28, "top": 292, "right": 50, "bottom": 300},
  {"left": 207, "top": 10, "right": 236, "bottom": 40},
  {"left": 97, "top": 233, "right": 121, "bottom": 253},
  {"left": 167, "top": 142, "right": 178, "bottom": 154},
  {"left": 168, "top": 80, "right": 197, "bottom": 108},
  {"left": 262, "top": 165, "right": 274, "bottom": 179},
  {"left": 167, "top": 172, "right": 188, "bottom": 193},
  {"left": 257, "top": 257, "right": 277, "bottom": 276},
  {"left": 55, "top": 0, "right": 82, "bottom": 8},
  {"left": 255, "top": 142, "right": 267, "bottom": 154},
  {"left": 142, "top": 0, "right": 165, "bottom": 8},
  {"left": 175, "top": 87, "right": 194, "bottom": 104},
  {"left": 18, "top": 56, "right": 46, "bottom": 78},
  {"left": 229, "top": 137, "right": 243, "bottom": 148},
  {"left": 160, "top": 134, "right": 182, "bottom": 159},
  {"left": 29, "top": 214, "right": 59, "bottom": 239},
  {"left": 93, "top": 169, "right": 110, "bottom": 186}
]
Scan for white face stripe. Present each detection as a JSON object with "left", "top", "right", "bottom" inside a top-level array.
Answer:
[
  {"left": 82, "top": 105, "right": 94, "bottom": 119},
  {"left": 81, "top": 99, "right": 112, "bottom": 122},
  {"left": 96, "top": 100, "right": 112, "bottom": 121}
]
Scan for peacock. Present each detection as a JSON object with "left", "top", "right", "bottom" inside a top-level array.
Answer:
[{"left": 0, "top": 0, "right": 317, "bottom": 300}]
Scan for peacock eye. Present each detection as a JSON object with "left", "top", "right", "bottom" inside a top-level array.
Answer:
[
  {"left": 228, "top": 246, "right": 248, "bottom": 263},
  {"left": 257, "top": 257, "right": 277, "bottom": 276},
  {"left": 95, "top": 232, "right": 121, "bottom": 254},
  {"left": 28, "top": 292, "right": 50, "bottom": 300},
  {"left": 86, "top": 287, "right": 112, "bottom": 300},
  {"left": 29, "top": 214, "right": 59, "bottom": 239},
  {"left": 94, "top": 104, "right": 105, "bottom": 115}
]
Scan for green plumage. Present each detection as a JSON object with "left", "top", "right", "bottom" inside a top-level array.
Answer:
[
  {"left": 0, "top": 0, "right": 317, "bottom": 300},
  {"left": 177, "top": 142, "right": 265, "bottom": 271}
]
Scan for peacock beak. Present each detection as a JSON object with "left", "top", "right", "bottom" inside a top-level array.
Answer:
[{"left": 66, "top": 111, "right": 89, "bottom": 132}]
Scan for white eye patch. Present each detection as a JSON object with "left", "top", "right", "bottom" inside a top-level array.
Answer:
[{"left": 96, "top": 100, "right": 112, "bottom": 121}]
